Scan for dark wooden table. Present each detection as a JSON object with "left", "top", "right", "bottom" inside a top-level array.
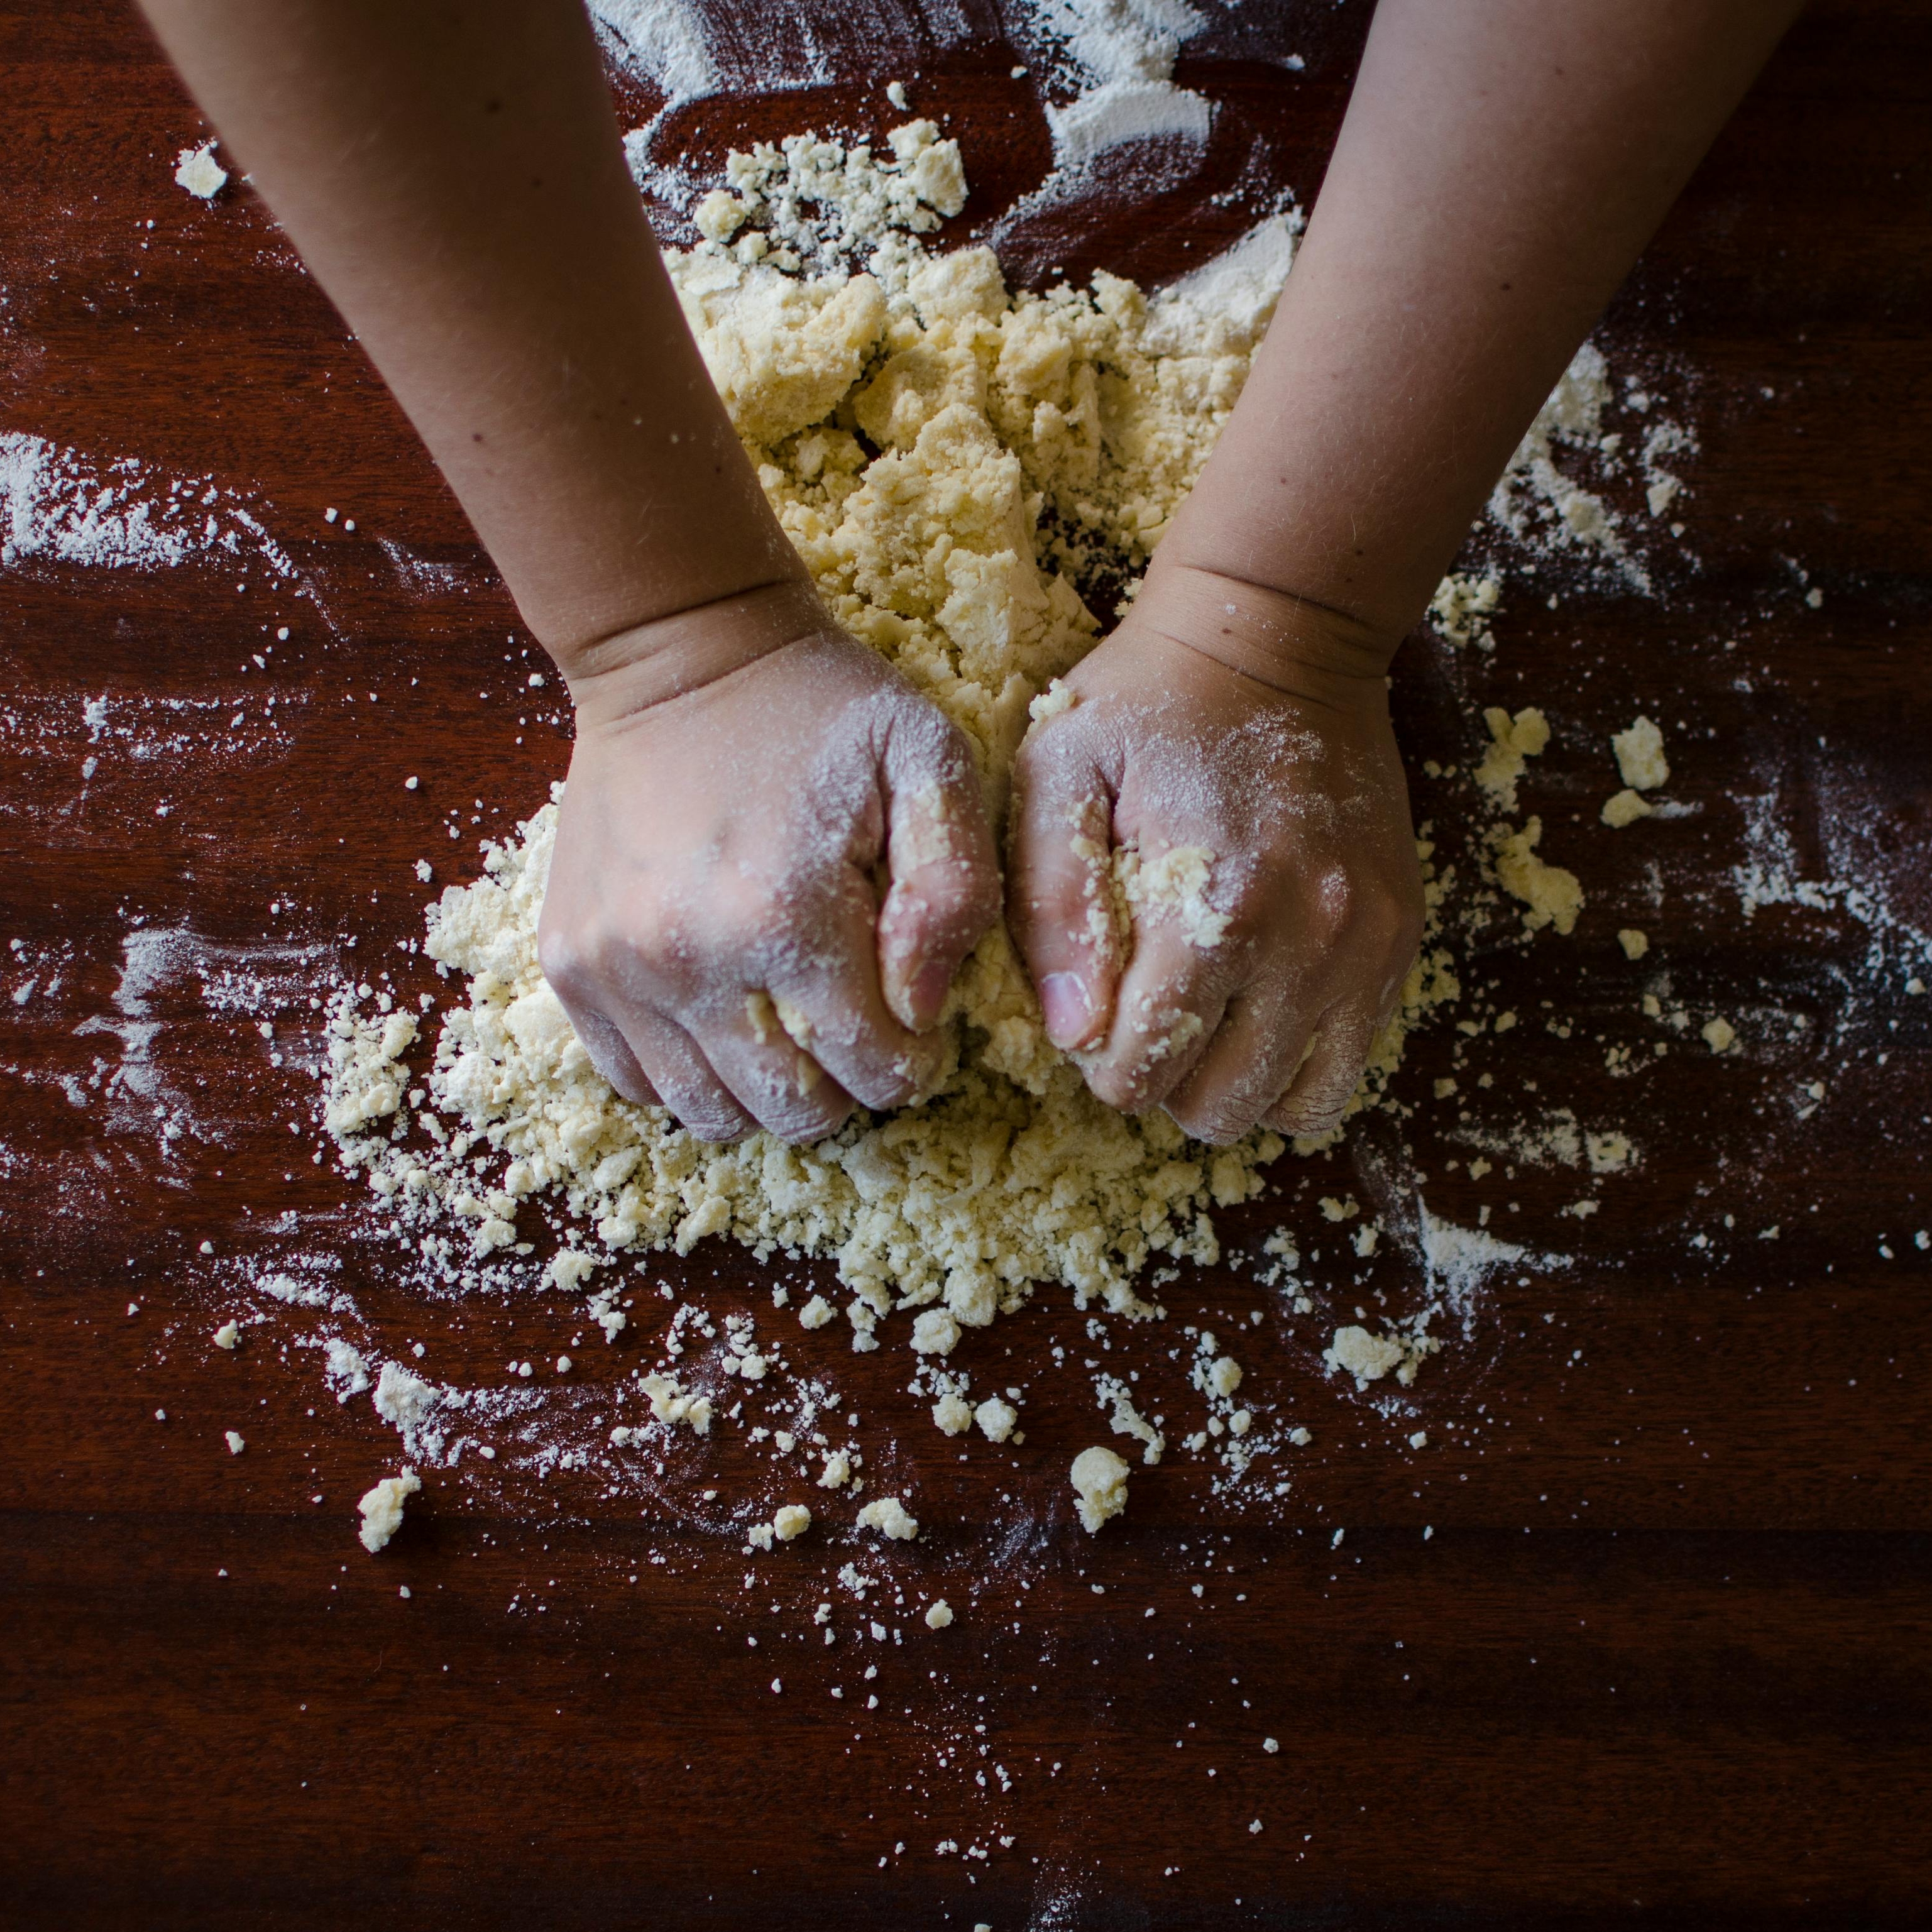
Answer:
[{"left": 4, "top": 4, "right": 1929, "bottom": 1925}]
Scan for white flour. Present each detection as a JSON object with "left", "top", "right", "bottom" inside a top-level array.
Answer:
[{"left": 0, "top": 432, "right": 297, "bottom": 579}]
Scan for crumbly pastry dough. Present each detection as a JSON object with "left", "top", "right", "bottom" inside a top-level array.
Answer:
[{"left": 327, "top": 131, "right": 1463, "bottom": 1359}]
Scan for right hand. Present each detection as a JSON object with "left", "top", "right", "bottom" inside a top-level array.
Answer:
[
  {"left": 1007, "top": 566, "right": 1424, "bottom": 1145},
  {"left": 538, "top": 586, "right": 1001, "bottom": 1144}
]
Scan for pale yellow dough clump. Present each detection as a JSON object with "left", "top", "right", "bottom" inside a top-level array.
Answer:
[{"left": 329, "top": 141, "right": 1459, "bottom": 1356}]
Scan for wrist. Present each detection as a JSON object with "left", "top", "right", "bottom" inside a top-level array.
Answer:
[
  {"left": 556, "top": 576, "right": 828, "bottom": 730},
  {"left": 1126, "top": 561, "right": 1403, "bottom": 698}
]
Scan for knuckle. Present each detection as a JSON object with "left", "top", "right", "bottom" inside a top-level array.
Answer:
[
  {"left": 1083, "top": 1058, "right": 1147, "bottom": 1115},
  {"left": 535, "top": 921, "right": 591, "bottom": 1001},
  {"left": 669, "top": 1087, "right": 755, "bottom": 1143},
  {"left": 1166, "top": 1095, "right": 1256, "bottom": 1147},
  {"left": 757, "top": 1092, "right": 854, "bottom": 1145}
]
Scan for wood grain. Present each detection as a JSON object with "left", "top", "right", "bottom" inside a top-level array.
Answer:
[{"left": 2, "top": 3, "right": 1929, "bottom": 1926}]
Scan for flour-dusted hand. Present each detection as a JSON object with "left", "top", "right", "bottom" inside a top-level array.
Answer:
[
  {"left": 1009, "top": 567, "right": 1424, "bottom": 1145},
  {"left": 541, "top": 587, "right": 999, "bottom": 1143}
]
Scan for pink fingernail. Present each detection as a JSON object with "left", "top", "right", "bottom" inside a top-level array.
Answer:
[
  {"left": 1040, "top": 972, "right": 1091, "bottom": 1048},
  {"left": 909, "top": 959, "right": 952, "bottom": 1028}
]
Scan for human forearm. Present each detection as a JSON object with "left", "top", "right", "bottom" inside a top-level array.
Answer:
[
  {"left": 138, "top": 0, "right": 802, "bottom": 672},
  {"left": 1158, "top": 0, "right": 1804, "bottom": 662}
]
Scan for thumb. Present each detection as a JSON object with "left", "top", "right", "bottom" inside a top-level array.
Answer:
[
  {"left": 1007, "top": 732, "right": 1124, "bottom": 1053},
  {"left": 875, "top": 734, "right": 1001, "bottom": 1034}
]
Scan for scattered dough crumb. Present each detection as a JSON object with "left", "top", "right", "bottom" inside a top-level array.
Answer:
[
  {"left": 1601, "top": 788, "right": 1654, "bottom": 828},
  {"left": 212, "top": 1320, "right": 240, "bottom": 1350},
  {"left": 224, "top": 1430, "right": 245, "bottom": 1455},
  {"left": 856, "top": 1496, "right": 919, "bottom": 1540},
  {"left": 974, "top": 1395, "right": 1018, "bottom": 1443},
  {"left": 924, "top": 1598, "right": 954, "bottom": 1629},
  {"left": 1428, "top": 572, "right": 1500, "bottom": 648},
  {"left": 1491, "top": 818, "right": 1583, "bottom": 935},
  {"left": 933, "top": 1393, "right": 974, "bottom": 1435},
  {"left": 640, "top": 1372, "right": 713, "bottom": 1434},
  {"left": 1702, "top": 1016, "right": 1736, "bottom": 1054},
  {"left": 1618, "top": 928, "right": 1649, "bottom": 960},
  {"left": 911, "top": 1309, "right": 962, "bottom": 1356},
  {"left": 773, "top": 1503, "right": 812, "bottom": 1541},
  {"left": 357, "top": 1469, "right": 420, "bottom": 1554},
  {"left": 1321, "top": 1324, "right": 1438, "bottom": 1388},
  {"left": 1070, "top": 1444, "right": 1130, "bottom": 1532},
  {"left": 1325, "top": 1325, "right": 1405, "bottom": 1385},
  {"left": 173, "top": 140, "right": 227, "bottom": 199},
  {"left": 1611, "top": 715, "right": 1669, "bottom": 791},
  {"left": 1028, "top": 677, "right": 1078, "bottom": 723},
  {"left": 1474, "top": 705, "right": 1551, "bottom": 813}
]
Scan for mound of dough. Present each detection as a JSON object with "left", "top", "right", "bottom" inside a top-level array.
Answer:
[{"left": 327, "top": 134, "right": 1458, "bottom": 1354}]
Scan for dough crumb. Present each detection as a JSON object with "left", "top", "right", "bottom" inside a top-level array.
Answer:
[
  {"left": 1617, "top": 928, "right": 1649, "bottom": 960},
  {"left": 357, "top": 1469, "right": 420, "bottom": 1554},
  {"left": 1028, "top": 677, "right": 1078, "bottom": 723},
  {"left": 1474, "top": 705, "right": 1551, "bottom": 813},
  {"left": 212, "top": 1320, "right": 240, "bottom": 1350},
  {"left": 818, "top": 1451, "right": 852, "bottom": 1489},
  {"left": 856, "top": 1496, "right": 919, "bottom": 1540},
  {"left": 173, "top": 141, "right": 227, "bottom": 200},
  {"left": 773, "top": 1503, "right": 812, "bottom": 1542},
  {"left": 1323, "top": 1324, "right": 1442, "bottom": 1389},
  {"left": 932, "top": 1393, "right": 974, "bottom": 1435},
  {"left": 1428, "top": 572, "right": 1501, "bottom": 649},
  {"left": 640, "top": 1372, "right": 713, "bottom": 1434},
  {"left": 974, "top": 1395, "right": 1018, "bottom": 1443},
  {"left": 224, "top": 1430, "right": 245, "bottom": 1455},
  {"left": 1490, "top": 817, "right": 1583, "bottom": 935},
  {"left": 1702, "top": 1016, "right": 1737, "bottom": 1053},
  {"left": 911, "top": 1309, "right": 962, "bottom": 1356},
  {"left": 1070, "top": 1444, "right": 1131, "bottom": 1532},
  {"left": 1611, "top": 715, "right": 1669, "bottom": 791},
  {"left": 1601, "top": 788, "right": 1654, "bottom": 828},
  {"left": 1117, "top": 843, "right": 1228, "bottom": 951},
  {"left": 924, "top": 1598, "right": 954, "bottom": 1629}
]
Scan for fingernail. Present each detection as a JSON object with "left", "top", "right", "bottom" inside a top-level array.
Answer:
[
  {"left": 908, "top": 958, "right": 953, "bottom": 1031},
  {"left": 1040, "top": 972, "right": 1092, "bottom": 1049}
]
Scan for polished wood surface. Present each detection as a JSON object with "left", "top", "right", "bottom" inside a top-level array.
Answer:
[{"left": 3, "top": 4, "right": 1929, "bottom": 1925}]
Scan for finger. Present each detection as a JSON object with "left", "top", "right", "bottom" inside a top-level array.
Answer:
[
  {"left": 1008, "top": 731, "right": 1124, "bottom": 1052},
  {"left": 615, "top": 1002, "right": 757, "bottom": 1143},
  {"left": 876, "top": 766, "right": 1002, "bottom": 1034},
  {"left": 1163, "top": 982, "right": 1315, "bottom": 1146},
  {"left": 557, "top": 999, "right": 664, "bottom": 1110},
  {"left": 682, "top": 988, "right": 857, "bottom": 1144},
  {"left": 775, "top": 916, "right": 945, "bottom": 1118},
  {"left": 1263, "top": 1001, "right": 1380, "bottom": 1138},
  {"left": 1080, "top": 913, "right": 1229, "bottom": 1116}
]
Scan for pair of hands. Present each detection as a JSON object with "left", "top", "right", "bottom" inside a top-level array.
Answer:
[{"left": 539, "top": 569, "right": 1424, "bottom": 1148}]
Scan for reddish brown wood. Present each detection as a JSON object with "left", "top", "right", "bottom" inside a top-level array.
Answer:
[{"left": 2, "top": 4, "right": 1929, "bottom": 1926}]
